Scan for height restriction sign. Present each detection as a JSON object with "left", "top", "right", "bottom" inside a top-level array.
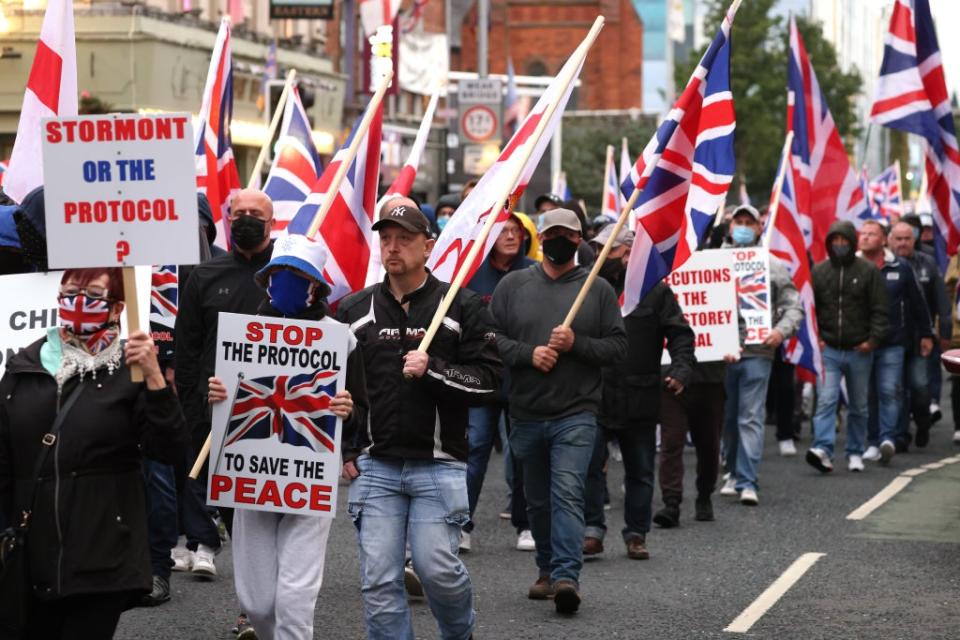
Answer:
[{"left": 461, "top": 105, "right": 498, "bottom": 142}]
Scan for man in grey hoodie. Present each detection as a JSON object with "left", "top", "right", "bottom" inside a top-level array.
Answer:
[{"left": 489, "top": 208, "right": 627, "bottom": 615}]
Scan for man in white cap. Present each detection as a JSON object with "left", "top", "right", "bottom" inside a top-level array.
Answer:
[{"left": 489, "top": 208, "right": 627, "bottom": 615}]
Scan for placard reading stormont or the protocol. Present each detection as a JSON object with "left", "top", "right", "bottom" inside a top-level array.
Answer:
[{"left": 42, "top": 113, "right": 200, "bottom": 269}]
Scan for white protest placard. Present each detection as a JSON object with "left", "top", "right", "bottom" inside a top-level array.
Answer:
[
  {"left": 662, "top": 250, "right": 739, "bottom": 363},
  {"left": 41, "top": 113, "right": 199, "bottom": 268},
  {"left": 727, "top": 247, "right": 772, "bottom": 345},
  {"left": 0, "top": 268, "right": 152, "bottom": 376},
  {"left": 208, "top": 312, "right": 350, "bottom": 517}
]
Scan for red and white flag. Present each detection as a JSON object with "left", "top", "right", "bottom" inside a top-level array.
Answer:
[
  {"left": 600, "top": 145, "right": 619, "bottom": 221},
  {"left": 428, "top": 56, "right": 584, "bottom": 283},
  {"left": 5, "top": 0, "right": 77, "bottom": 203},
  {"left": 619, "top": 137, "right": 631, "bottom": 209},
  {"left": 195, "top": 18, "right": 242, "bottom": 250},
  {"left": 360, "top": 0, "right": 402, "bottom": 37}
]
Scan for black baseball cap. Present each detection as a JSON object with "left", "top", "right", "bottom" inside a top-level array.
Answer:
[
  {"left": 372, "top": 204, "right": 432, "bottom": 236},
  {"left": 535, "top": 193, "right": 563, "bottom": 210}
]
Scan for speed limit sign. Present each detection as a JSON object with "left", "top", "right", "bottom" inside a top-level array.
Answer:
[{"left": 461, "top": 105, "right": 498, "bottom": 143}]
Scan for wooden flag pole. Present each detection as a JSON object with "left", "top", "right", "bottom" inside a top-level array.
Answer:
[
  {"left": 763, "top": 130, "right": 795, "bottom": 248},
  {"left": 121, "top": 267, "right": 143, "bottom": 382},
  {"left": 306, "top": 70, "right": 394, "bottom": 238},
  {"left": 247, "top": 68, "right": 297, "bottom": 189},
  {"left": 413, "top": 16, "right": 606, "bottom": 358}
]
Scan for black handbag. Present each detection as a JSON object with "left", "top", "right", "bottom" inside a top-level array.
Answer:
[{"left": 0, "top": 382, "right": 84, "bottom": 636}]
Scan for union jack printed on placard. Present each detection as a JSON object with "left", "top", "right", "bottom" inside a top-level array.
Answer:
[
  {"left": 149, "top": 265, "right": 178, "bottom": 329},
  {"left": 618, "top": 1, "right": 738, "bottom": 315},
  {"left": 736, "top": 270, "right": 768, "bottom": 312},
  {"left": 871, "top": 0, "right": 959, "bottom": 268},
  {"left": 226, "top": 370, "right": 338, "bottom": 453}
]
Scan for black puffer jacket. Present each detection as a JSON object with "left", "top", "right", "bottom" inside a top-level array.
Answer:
[
  {"left": 811, "top": 221, "right": 889, "bottom": 349},
  {"left": 0, "top": 337, "right": 187, "bottom": 601}
]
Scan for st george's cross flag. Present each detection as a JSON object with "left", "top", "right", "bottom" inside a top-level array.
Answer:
[
  {"left": 618, "top": 1, "right": 738, "bottom": 315},
  {"left": 5, "top": 0, "right": 77, "bottom": 203},
  {"left": 288, "top": 104, "right": 383, "bottom": 305},
  {"left": 767, "top": 151, "right": 823, "bottom": 379},
  {"left": 263, "top": 88, "right": 324, "bottom": 237},
  {"left": 787, "top": 16, "right": 872, "bottom": 263},
  {"left": 868, "top": 162, "right": 904, "bottom": 221},
  {"left": 195, "top": 18, "right": 242, "bottom": 250},
  {"left": 428, "top": 46, "right": 585, "bottom": 284},
  {"left": 871, "top": 0, "right": 959, "bottom": 269}
]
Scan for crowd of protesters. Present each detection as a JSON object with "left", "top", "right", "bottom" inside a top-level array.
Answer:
[{"left": 1, "top": 180, "right": 958, "bottom": 640}]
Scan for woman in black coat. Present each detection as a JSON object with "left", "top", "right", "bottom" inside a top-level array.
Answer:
[{"left": 0, "top": 267, "right": 187, "bottom": 639}]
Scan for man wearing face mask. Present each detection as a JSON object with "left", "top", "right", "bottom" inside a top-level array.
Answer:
[
  {"left": 581, "top": 224, "right": 694, "bottom": 560},
  {"left": 808, "top": 220, "right": 888, "bottom": 473},
  {"left": 174, "top": 188, "right": 275, "bottom": 579},
  {"left": 489, "top": 208, "right": 627, "bottom": 615},
  {"left": 434, "top": 194, "right": 460, "bottom": 234},
  {"left": 721, "top": 205, "right": 802, "bottom": 506}
]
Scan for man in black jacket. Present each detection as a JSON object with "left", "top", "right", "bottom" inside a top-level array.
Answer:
[
  {"left": 337, "top": 204, "right": 501, "bottom": 640},
  {"left": 175, "top": 188, "right": 276, "bottom": 578},
  {"left": 582, "top": 225, "right": 694, "bottom": 561}
]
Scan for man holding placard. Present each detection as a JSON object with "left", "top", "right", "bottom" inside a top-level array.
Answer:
[
  {"left": 722, "top": 205, "right": 801, "bottom": 506},
  {"left": 337, "top": 203, "right": 501, "bottom": 640},
  {"left": 489, "top": 208, "right": 627, "bottom": 614}
]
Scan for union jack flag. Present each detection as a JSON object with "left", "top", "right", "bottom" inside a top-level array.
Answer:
[
  {"left": 619, "top": 1, "right": 738, "bottom": 315},
  {"left": 788, "top": 16, "right": 871, "bottom": 263},
  {"left": 149, "top": 265, "right": 178, "bottom": 328},
  {"left": 263, "top": 88, "right": 323, "bottom": 237},
  {"left": 871, "top": 0, "right": 959, "bottom": 269},
  {"left": 599, "top": 145, "right": 620, "bottom": 221},
  {"left": 195, "top": 18, "right": 241, "bottom": 251},
  {"left": 736, "top": 270, "right": 768, "bottom": 312},
  {"left": 288, "top": 102, "right": 383, "bottom": 304},
  {"left": 867, "top": 162, "right": 903, "bottom": 221},
  {"left": 225, "top": 370, "right": 339, "bottom": 453},
  {"left": 767, "top": 151, "right": 822, "bottom": 379}
]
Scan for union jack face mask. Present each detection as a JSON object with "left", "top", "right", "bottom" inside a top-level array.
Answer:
[{"left": 57, "top": 293, "right": 114, "bottom": 336}]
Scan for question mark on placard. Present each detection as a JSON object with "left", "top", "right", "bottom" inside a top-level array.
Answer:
[{"left": 116, "top": 240, "right": 130, "bottom": 263}]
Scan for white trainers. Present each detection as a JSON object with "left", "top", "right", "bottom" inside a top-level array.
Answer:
[
  {"left": 879, "top": 440, "right": 896, "bottom": 465},
  {"left": 171, "top": 542, "right": 193, "bottom": 572},
  {"left": 862, "top": 446, "right": 881, "bottom": 462},
  {"left": 459, "top": 531, "right": 471, "bottom": 553},
  {"left": 191, "top": 543, "right": 217, "bottom": 578},
  {"left": 720, "top": 475, "right": 738, "bottom": 496},
  {"left": 739, "top": 488, "right": 759, "bottom": 506},
  {"left": 848, "top": 455, "right": 865, "bottom": 472},
  {"left": 930, "top": 402, "right": 942, "bottom": 424},
  {"left": 805, "top": 447, "right": 833, "bottom": 473},
  {"left": 954, "top": 430, "right": 960, "bottom": 445},
  {"left": 516, "top": 529, "right": 536, "bottom": 551},
  {"left": 778, "top": 439, "right": 797, "bottom": 457}
]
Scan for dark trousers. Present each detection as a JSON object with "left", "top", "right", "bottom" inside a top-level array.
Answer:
[
  {"left": 584, "top": 422, "right": 656, "bottom": 542},
  {"left": 143, "top": 459, "right": 178, "bottom": 578},
  {"left": 173, "top": 447, "right": 223, "bottom": 551},
  {"left": 766, "top": 358, "right": 798, "bottom": 441},
  {"left": 25, "top": 591, "right": 131, "bottom": 640},
  {"left": 658, "top": 384, "right": 724, "bottom": 503},
  {"left": 509, "top": 450, "right": 529, "bottom": 533}
]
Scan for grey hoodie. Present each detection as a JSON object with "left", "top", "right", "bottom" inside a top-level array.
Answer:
[{"left": 489, "top": 263, "right": 628, "bottom": 421}]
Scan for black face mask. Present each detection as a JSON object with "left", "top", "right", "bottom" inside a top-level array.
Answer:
[
  {"left": 598, "top": 256, "right": 625, "bottom": 282},
  {"left": 230, "top": 215, "right": 267, "bottom": 251},
  {"left": 542, "top": 236, "right": 579, "bottom": 265}
]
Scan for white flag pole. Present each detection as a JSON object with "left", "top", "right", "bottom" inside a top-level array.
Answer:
[{"left": 763, "top": 131, "right": 795, "bottom": 248}]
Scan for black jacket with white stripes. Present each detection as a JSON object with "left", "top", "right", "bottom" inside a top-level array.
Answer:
[{"left": 336, "top": 272, "right": 502, "bottom": 462}]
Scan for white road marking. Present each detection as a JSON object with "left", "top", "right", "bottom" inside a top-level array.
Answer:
[
  {"left": 922, "top": 462, "right": 945, "bottom": 470},
  {"left": 724, "top": 552, "right": 826, "bottom": 634},
  {"left": 846, "top": 476, "right": 913, "bottom": 521},
  {"left": 900, "top": 468, "right": 928, "bottom": 477},
  {"left": 938, "top": 455, "right": 960, "bottom": 465}
]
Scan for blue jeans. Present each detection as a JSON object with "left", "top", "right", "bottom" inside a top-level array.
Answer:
[
  {"left": 868, "top": 345, "right": 904, "bottom": 446},
  {"left": 812, "top": 346, "right": 873, "bottom": 458},
  {"left": 584, "top": 423, "right": 656, "bottom": 542},
  {"left": 723, "top": 357, "right": 773, "bottom": 492},
  {"left": 509, "top": 412, "right": 595, "bottom": 586},
  {"left": 143, "top": 459, "right": 178, "bottom": 579},
  {"left": 465, "top": 404, "right": 504, "bottom": 531},
  {"left": 347, "top": 455, "right": 473, "bottom": 640}
]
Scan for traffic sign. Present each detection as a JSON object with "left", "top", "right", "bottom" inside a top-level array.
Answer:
[
  {"left": 457, "top": 78, "right": 502, "bottom": 146},
  {"left": 461, "top": 105, "right": 498, "bottom": 142}
]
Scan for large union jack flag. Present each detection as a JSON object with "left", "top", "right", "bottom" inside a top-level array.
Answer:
[
  {"left": 867, "top": 161, "right": 903, "bottom": 221},
  {"left": 767, "top": 151, "right": 822, "bottom": 379},
  {"left": 225, "top": 370, "right": 338, "bottom": 453},
  {"left": 288, "top": 103, "right": 383, "bottom": 305},
  {"left": 149, "top": 265, "right": 178, "bottom": 328},
  {"left": 195, "top": 18, "right": 241, "bottom": 251},
  {"left": 263, "top": 88, "right": 323, "bottom": 237},
  {"left": 871, "top": 0, "right": 959, "bottom": 269},
  {"left": 618, "top": 1, "right": 738, "bottom": 315},
  {"left": 787, "top": 17, "right": 871, "bottom": 264}
]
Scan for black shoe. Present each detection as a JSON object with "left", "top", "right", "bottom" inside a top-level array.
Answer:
[
  {"left": 916, "top": 425, "right": 931, "bottom": 448},
  {"left": 694, "top": 497, "right": 714, "bottom": 522},
  {"left": 653, "top": 503, "right": 680, "bottom": 528},
  {"left": 895, "top": 439, "right": 910, "bottom": 453},
  {"left": 138, "top": 575, "right": 170, "bottom": 607}
]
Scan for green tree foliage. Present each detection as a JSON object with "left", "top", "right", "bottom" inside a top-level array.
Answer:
[{"left": 676, "top": 0, "right": 863, "bottom": 202}]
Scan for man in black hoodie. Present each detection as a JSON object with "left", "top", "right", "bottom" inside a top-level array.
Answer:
[{"left": 808, "top": 221, "right": 888, "bottom": 473}]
